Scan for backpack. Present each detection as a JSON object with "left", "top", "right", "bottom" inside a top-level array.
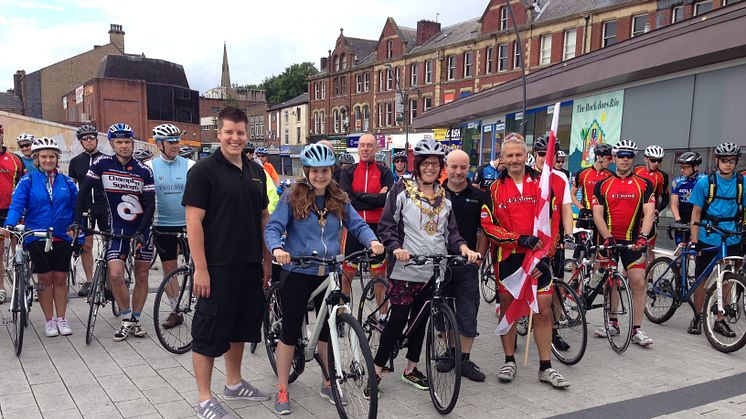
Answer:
[{"left": 701, "top": 172, "right": 744, "bottom": 226}]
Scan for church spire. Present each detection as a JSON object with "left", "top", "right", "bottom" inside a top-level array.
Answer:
[{"left": 221, "top": 42, "right": 231, "bottom": 89}]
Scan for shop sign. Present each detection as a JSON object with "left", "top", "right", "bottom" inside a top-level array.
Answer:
[{"left": 570, "top": 90, "right": 625, "bottom": 171}]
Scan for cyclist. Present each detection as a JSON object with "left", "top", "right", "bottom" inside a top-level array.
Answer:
[
  {"left": 688, "top": 142, "right": 744, "bottom": 336},
  {"left": 392, "top": 151, "right": 412, "bottom": 182},
  {"left": 670, "top": 152, "right": 706, "bottom": 244},
  {"left": 333, "top": 152, "right": 355, "bottom": 183},
  {"left": 554, "top": 150, "right": 570, "bottom": 178},
  {"left": 376, "top": 138, "right": 479, "bottom": 393},
  {"left": 0, "top": 127, "right": 25, "bottom": 304},
  {"left": 592, "top": 139, "right": 656, "bottom": 347},
  {"left": 339, "top": 133, "right": 393, "bottom": 298},
  {"left": 472, "top": 155, "right": 502, "bottom": 191},
  {"left": 244, "top": 142, "right": 256, "bottom": 161},
  {"left": 73, "top": 123, "right": 156, "bottom": 341},
  {"left": 571, "top": 143, "right": 613, "bottom": 233},
  {"left": 15, "top": 133, "right": 35, "bottom": 173},
  {"left": 5, "top": 137, "right": 80, "bottom": 337},
  {"left": 256, "top": 147, "right": 280, "bottom": 186},
  {"left": 265, "top": 143, "right": 384, "bottom": 415},
  {"left": 145, "top": 124, "right": 194, "bottom": 330},
  {"left": 133, "top": 148, "right": 153, "bottom": 162},
  {"left": 481, "top": 134, "right": 573, "bottom": 389},
  {"left": 634, "top": 145, "right": 670, "bottom": 263}
]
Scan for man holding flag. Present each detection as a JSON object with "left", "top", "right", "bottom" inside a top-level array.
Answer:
[{"left": 480, "top": 111, "right": 574, "bottom": 389}]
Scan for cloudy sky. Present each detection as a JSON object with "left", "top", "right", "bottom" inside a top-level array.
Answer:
[{"left": 0, "top": 0, "right": 486, "bottom": 94}]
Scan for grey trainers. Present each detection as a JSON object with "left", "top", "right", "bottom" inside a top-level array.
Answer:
[
  {"left": 197, "top": 397, "right": 234, "bottom": 419},
  {"left": 539, "top": 368, "right": 570, "bottom": 388},
  {"left": 498, "top": 361, "right": 517, "bottom": 383},
  {"left": 320, "top": 384, "right": 347, "bottom": 406},
  {"left": 274, "top": 386, "right": 292, "bottom": 415},
  {"left": 223, "top": 379, "right": 271, "bottom": 401}
]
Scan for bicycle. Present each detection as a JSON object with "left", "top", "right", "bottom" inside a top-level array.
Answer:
[
  {"left": 264, "top": 249, "right": 378, "bottom": 419},
  {"left": 645, "top": 222, "right": 746, "bottom": 352},
  {"left": 3, "top": 225, "right": 53, "bottom": 356},
  {"left": 358, "top": 254, "right": 463, "bottom": 415},
  {"left": 479, "top": 245, "right": 497, "bottom": 303},
  {"left": 151, "top": 229, "right": 194, "bottom": 354}
]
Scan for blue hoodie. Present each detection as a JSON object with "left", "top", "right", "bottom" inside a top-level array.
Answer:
[{"left": 265, "top": 192, "right": 377, "bottom": 276}]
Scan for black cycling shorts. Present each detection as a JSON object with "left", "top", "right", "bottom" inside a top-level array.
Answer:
[
  {"left": 441, "top": 263, "right": 479, "bottom": 337},
  {"left": 153, "top": 226, "right": 186, "bottom": 262},
  {"left": 28, "top": 240, "right": 73, "bottom": 274},
  {"left": 278, "top": 270, "right": 330, "bottom": 346}
]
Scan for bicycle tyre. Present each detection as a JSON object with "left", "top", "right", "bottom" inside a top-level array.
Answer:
[
  {"left": 551, "top": 281, "right": 587, "bottom": 365},
  {"left": 153, "top": 266, "right": 194, "bottom": 354},
  {"left": 11, "top": 265, "right": 26, "bottom": 356},
  {"left": 86, "top": 262, "right": 106, "bottom": 345},
  {"left": 328, "top": 312, "right": 378, "bottom": 419},
  {"left": 603, "top": 272, "right": 633, "bottom": 354},
  {"left": 702, "top": 272, "right": 746, "bottom": 353},
  {"left": 357, "top": 277, "right": 389, "bottom": 357},
  {"left": 425, "top": 303, "right": 461, "bottom": 415},
  {"left": 263, "top": 282, "right": 303, "bottom": 383},
  {"left": 644, "top": 257, "right": 679, "bottom": 324},
  {"left": 479, "top": 252, "right": 497, "bottom": 303}
]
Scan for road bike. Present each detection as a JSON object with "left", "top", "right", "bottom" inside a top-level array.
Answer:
[{"left": 479, "top": 245, "right": 497, "bottom": 303}]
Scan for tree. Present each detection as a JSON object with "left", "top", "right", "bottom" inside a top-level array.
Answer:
[{"left": 241, "top": 62, "right": 318, "bottom": 105}]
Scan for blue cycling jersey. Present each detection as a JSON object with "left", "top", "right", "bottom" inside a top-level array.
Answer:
[
  {"left": 146, "top": 156, "right": 194, "bottom": 227},
  {"left": 85, "top": 155, "right": 155, "bottom": 232},
  {"left": 671, "top": 172, "right": 706, "bottom": 221},
  {"left": 15, "top": 153, "right": 34, "bottom": 174},
  {"left": 474, "top": 163, "right": 501, "bottom": 190},
  {"left": 689, "top": 172, "right": 746, "bottom": 247}
]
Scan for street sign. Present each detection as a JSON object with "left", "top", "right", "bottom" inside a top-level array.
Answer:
[{"left": 395, "top": 92, "right": 404, "bottom": 113}]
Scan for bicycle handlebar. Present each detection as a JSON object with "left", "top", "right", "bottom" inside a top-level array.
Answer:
[
  {"left": 592, "top": 244, "right": 647, "bottom": 251},
  {"left": 407, "top": 254, "right": 467, "bottom": 266},
  {"left": 4, "top": 226, "right": 54, "bottom": 252},
  {"left": 692, "top": 222, "right": 745, "bottom": 238},
  {"left": 289, "top": 248, "right": 374, "bottom": 267},
  {"left": 151, "top": 229, "right": 188, "bottom": 239}
]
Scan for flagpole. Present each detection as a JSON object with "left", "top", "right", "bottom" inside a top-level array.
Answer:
[{"left": 524, "top": 312, "right": 533, "bottom": 366}]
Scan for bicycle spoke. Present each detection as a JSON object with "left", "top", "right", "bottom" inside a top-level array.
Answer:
[{"left": 153, "top": 268, "right": 194, "bottom": 354}]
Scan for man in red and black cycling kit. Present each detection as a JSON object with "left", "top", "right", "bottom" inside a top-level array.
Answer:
[
  {"left": 633, "top": 145, "right": 669, "bottom": 264},
  {"left": 593, "top": 139, "right": 656, "bottom": 347},
  {"left": 571, "top": 143, "right": 612, "bottom": 244},
  {"left": 481, "top": 134, "right": 574, "bottom": 389},
  {"left": 0, "top": 124, "right": 26, "bottom": 304},
  {"left": 339, "top": 133, "right": 394, "bottom": 297}
]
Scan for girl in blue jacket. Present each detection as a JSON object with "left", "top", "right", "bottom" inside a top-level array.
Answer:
[
  {"left": 5, "top": 137, "right": 81, "bottom": 338},
  {"left": 265, "top": 143, "right": 384, "bottom": 415}
]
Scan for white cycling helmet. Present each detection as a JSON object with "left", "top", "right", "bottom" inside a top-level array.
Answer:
[
  {"left": 16, "top": 133, "right": 34, "bottom": 144},
  {"left": 556, "top": 150, "right": 567, "bottom": 159},
  {"left": 31, "top": 137, "right": 61, "bottom": 153},
  {"left": 644, "top": 145, "right": 664, "bottom": 159},
  {"left": 613, "top": 139, "right": 638, "bottom": 155},
  {"left": 714, "top": 142, "right": 741, "bottom": 158},
  {"left": 152, "top": 123, "right": 181, "bottom": 141},
  {"left": 526, "top": 154, "right": 536, "bottom": 167},
  {"left": 413, "top": 138, "right": 446, "bottom": 156}
]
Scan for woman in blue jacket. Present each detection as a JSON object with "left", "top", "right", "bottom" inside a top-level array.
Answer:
[
  {"left": 4, "top": 137, "right": 80, "bottom": 338},
  {"left": 265, "top": 143, "right": 384, "bottom": 415}
]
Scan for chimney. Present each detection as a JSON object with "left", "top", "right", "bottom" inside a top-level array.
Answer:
[
  {"left": 108, "top": 24, "right": 125, "bottom": 52},
  {"left": 320, "top": 57, "right": 328, "bottom": 72},
  {"left": 13, "top": 70, "right": 24, "bottom": 96},
  {"left": 416, "top": 20, "right": 441, "bottom": 46}
]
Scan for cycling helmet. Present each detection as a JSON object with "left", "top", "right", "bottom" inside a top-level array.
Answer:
[
  {"left": 375, "top": 151, "right": 386, "bottom": 162},
  {"left": 179, "top": 146, "right": 195, "bottom": 158},
  {"left": 243, "top": 143, "right": 256, "bottom": 154},
  {"left": 16, "top": 133, "right": 34, "bottom": 144},
  {"left": 300, "top": 143, "right": 336, "bottom": 167},
  {"left": 30, "top": 137, "right": 60, "bottom": 153},
  {"left": 255, "top": 147, "right": 268, "bottom": 156},
  {"left": 556, "top": 150, "right": 567, "bottom": 159},
  {"left": 677, "top": 151, "right": 702, "bottom": 166},
  {"left": 76, "top": 124, "right": 98, "bottom": 140},
  {"left": 152, "top": 123, "right": 181, "bottom": 141},
  {"left": 526, "top": 154, "right": 536, "bottom": 167},
  {"left": 107, "top": 123, "right": 134, "bottom": 140},
  {"left": 593, "top": 143, "right": 613, "bottom": 158},
  {"left": 613, "top": 139, "right": 638, "bottom": 155},
  {"left": 282, "top": 178, "right": 293, "bottom": 188},
  {"left": 133, "top": 149, "right": 153, "bottom": 161},
  {"left": 714, "top": 142, "right": 741, "bottom": 158},
  {"left": 532, "top": 136, "right": 558, "bottom": 152},
  {"left": 338, "top": 152, "right": 355, "bottom": 165},
  {"left": 393, "top": 151, "right": 407, "bottom": 162},
  {"left": 644, "top": 145, "right": 664, "bottom": 159},
  {"left": 413, "top": 138, "right": 446, "bottom": 157}
]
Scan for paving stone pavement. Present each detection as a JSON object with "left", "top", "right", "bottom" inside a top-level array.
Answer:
[{"left": 1, "top": 262, "right": 746, "bottom": 418}]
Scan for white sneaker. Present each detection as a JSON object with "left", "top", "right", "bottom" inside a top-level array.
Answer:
[
  {"left": 593, "top": 325, "right": 620, "bottom": 338},
  {"left": 45, "top": 320, "right": 59, "bottom": 337},
  {"left": 632, "top": 329, "right": 653, "bottom": 347},
  {"left": 56, "top": 318, "right": 72, "bottom": 336}
]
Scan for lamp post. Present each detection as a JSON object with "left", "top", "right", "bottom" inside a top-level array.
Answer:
[{"left": 385, "top": 63, "right": 409, "bottom": 168}]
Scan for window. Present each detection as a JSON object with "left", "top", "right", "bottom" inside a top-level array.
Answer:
[
  {"left": 723, "top": 0, "right": 741, "bottom": 5},
  {"left": 423, "top": 96, "right": 433, "bottom": 112},
  {"left": 284, "top": 132, "right": 289, "bottom": 144},
  {"left": 321, "top": 81, "right": 326, "bottom": 99},
  {"left": 602, "top": 21, "right": 617, "bottom": 47},
  {"left": 355, "top": 74, "right": 362, "bottom": 93},
  {"left": 385, "top": 102, "right": 393, "bottom": 126},
  {"left": 386, "top": 69, "right": 393, "bottom": 90},
  {"left": 296, "top": 107, "right": 300, "bottom": 121},
  {"left": 340, "top": 54, "right": 347, "bottom": 70},
  {"left": 284, "top": 110, "right": 288, "bottom": 123},
  {"left": 410, "top": 63, "right": 418, "bottom": 86},
  {"left": 363, "top": 105, "right": 370, "bottom": 131},
  {"left": 377, "top": 103, "right": 383, "bottom": 127},
  {"left": 463, "top": 52, "right": 473, "bottom": 78},
  {"left": 296, "top": 127, "right": 300, "bottom": 143},
  {"left": 314, "top": 83, "right": 319, "bottom": 100},
  {"left": 320, "top": 111, "right": 325, "bottom": 133},
  {"left": 409, "top": 99, "right": 417, "bottom": 124},
  {"left": 340, "top": 76, "right": 347, "bottom": 95},
  {"left": 354, "top": 106, "right": 362, "bottom": 129},
  {"left": 333, "top": 78, "right": 339, "bottom": 96},
  {"left": 313, "top": 112, "right": 319, "bottom": 134},
  {"left": 446, "top": 55, "right": 456, "bottom": 80},
  {"left": 539, "top": 34, "right": 552, "bottom": 65},
  {"left": 563, "top": 29, "right": 576, "bottom": 61},
  {"left": 333, "top": 109, "right": 340, "bottom": 133},
  {"left": 631, "top": 14, "right": 647, "bottom": 37},
  {"left": 694, "top": 1, "right": 712, "bottom": 15},
  {"left": 671, "top": 6, "right": 684, "bottom": 23},
  {"left": 378, "top": 70, "right": 384, "bottom": 92},
  {"left": 497, "top": 44, "right": 508, "bottom": 71},
  {"left": 386, "top": 40, "right": 393, "bottom": 58},
  {"left": 364, "top": 72, "right": 370, "bottom": 92},
  {"left": 211, "top": 106, "right": 220, "bottom": 112},
  {"left": 334, "top": 55, "right": 340, "bottom": 72},
  {"left": 485, "top": 47, "right": 494, "bottom": 74},
  {"left": 425, "top": 61, "right": 433, "bottom": 84},
  {"left": 500, "top": 6, "right": 509, "bottom": 30},
  {"left": 395, "top": 67, "right": 401, "bottom": 88},
  {"left": 513, "top": 42, "right": 521, "bottom": 69}
]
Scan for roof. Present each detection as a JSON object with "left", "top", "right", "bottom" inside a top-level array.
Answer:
[
  {"left": 268, "top": 92, "right": 309, "bottom": 111},
  {"left": 346, "top": 37, "right": 379, "bottom": 63},
  {"left": 98, "top": 54, "right": 190, "bottom": 88},
  {"left": 408, "top": 18, "right": 481, "bottom": 55},
  {"left": 534, "top": 0, "right": 645, "bottom": 24},
  {"left": 0, "top": 92, "right": 23, "bottom": 113}
]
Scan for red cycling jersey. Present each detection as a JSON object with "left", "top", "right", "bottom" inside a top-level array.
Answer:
[
  {"left": 0, "top": 148, "right": 24, "bottom": 209},
  {"left": 574, "top": 166, "right": 612, "bottom": 210},
  {"left": 633, "top": 165, "right": 668, "bottom": 211},
  {"left": 593, "top": 173, "right": 654, "bottom": 241}
]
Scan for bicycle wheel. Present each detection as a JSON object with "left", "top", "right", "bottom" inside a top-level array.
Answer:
[
  {"left": 357, "top": 277, "right": 388, "bottom": 357},
  {"left": 551, "top": 281, "right": 587, "bottom": 365},
  {"left": 153, "top": 267, "right": 194, "bottom": 354},
  {"left": 68, "top": 254, "right": 81, "bottom": 288},
  {"left": 603, "top": 272, "right": 633, "bottom": 354},
  {"left": 86, "top": 262, "right": 106, "bottom": 345},
  {"left": 702, "top": 272, "right": 746, "bottom": 353},
  {"left": 425, "top": 303, "right": 461, "bottom": 415},
  {"left": 10, "top": 266, "right": 26, "bottom": 356},
  {"left": 644, "top": 257, "right": 679, "bottom": 324},
  {"left": 479, "top": 252, "right": 497, "bottom": 303},
  {"left": 328, "top": 312, "right": 377, "bottom": 419},
  {"left": 263, "top": 283, "right": 304, "bottom": 383}
]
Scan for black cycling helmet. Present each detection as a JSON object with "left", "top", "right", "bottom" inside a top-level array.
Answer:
[
  {"left": 677, "top": 151, "right": 702, "bottom": 166},
  {"left": 243, "top": 143, "right": 255, "bottom": 154},
  {"left": 76, "top": 124, "right": 98, "bottom": 140},
  {"left": 533, "top": 136, "right": 558, "bottom": 152},
  {"left": 338, "top": 152, "right": 355, "bottom": 165},
  {"left": 594, "top": 143, "right": 613, "bottom": 158}
]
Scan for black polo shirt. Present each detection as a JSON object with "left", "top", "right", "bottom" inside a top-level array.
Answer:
[
  {"left": 182, "top": 148, "right": 268, "bottom": 266},
  {"left": 444, "top": 180, "right": 485, "bottom": 250}
]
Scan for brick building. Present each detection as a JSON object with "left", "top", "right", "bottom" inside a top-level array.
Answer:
[
  {"left": 266, "top": 92, "right": 309, "bottom": 147},
  {"left": 308, "top": 0, "right": 739, "bottom": 145},
  {"left": 15, "top": 24, "right": 126, "bottom": 123}
]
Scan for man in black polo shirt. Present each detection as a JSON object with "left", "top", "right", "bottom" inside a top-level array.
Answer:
[
  {"left": 183, "top": 107, "right": 272, "bottom": 419},
  {"left": 440, "top": 149, "right": 489, "bottom": 382}
]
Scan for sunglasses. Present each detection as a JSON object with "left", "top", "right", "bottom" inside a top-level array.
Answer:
[
  {"left": 19, "top": 143, "right": 31, "bottom": 149},
  {"left": 719, "top": 157, "right": 738, "bottom": 165},
  {"left": 648, "top": 158, "right": 662, "bottom": 163},
  {"left": 80, "top": 135, "right": 97, "bottom": 141},
  {"left": 536, "top": 151, "right": 547, "bottom": 157},
  {"left": 616, "top": 152, "right": 635, "bottom": 160}
]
